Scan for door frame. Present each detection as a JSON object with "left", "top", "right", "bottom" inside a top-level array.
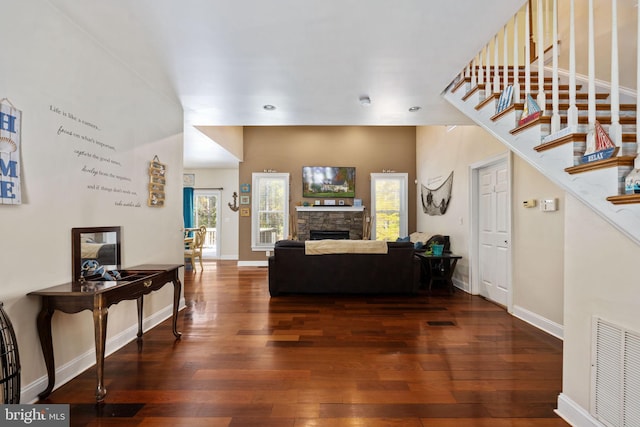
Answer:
[{"left": 468, "top": 152, "right": 513, "bottom": 312}]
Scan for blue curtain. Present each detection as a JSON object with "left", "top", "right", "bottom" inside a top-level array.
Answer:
[{"left": 183, "top": 187, "right": 194, "bottom": 230}]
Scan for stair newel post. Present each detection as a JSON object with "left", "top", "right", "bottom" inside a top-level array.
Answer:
[
  {"left": 525, "top": 2, "right": 531, "bottom": 98},
  {"left": 550, "top": 0, "right": 560, "bottom": 133},
  {"left": 536, "top": 0, "right": 546, "bottom": 113},
  {"left": 567, "top": 0, "right": 578, "bottom": 132},
  {"left": 609, "top": 0, "right": 622, "bottom": 150},
  {"left": 494, "top": 33, "right": 500, "bottom": 95},
  {"left": 513, "top": 10, "right": 520, "bottom": 104}
]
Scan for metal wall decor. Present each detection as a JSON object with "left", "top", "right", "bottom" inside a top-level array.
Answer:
[{"left": 148, "top": 155, "right": 166, "bottom": 207}]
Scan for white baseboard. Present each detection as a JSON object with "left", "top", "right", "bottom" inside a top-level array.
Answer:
[
  {"left": 218, "top": 254, "right": 238, "bottom": 260},
  {"left": 556, "top": 393, "right": 605, "bottom": 427},
  {"left": 512, "top": 304, "right": 564, "bottom": 340},
  {"left": 237, "top": 260, "right": 268, "bottom": 267},
  {"left": 452, "top": 277, "right": 469, "bottom": 293},
  {"left": 22, "top": 300, "right": 184, "bottom": 403}
]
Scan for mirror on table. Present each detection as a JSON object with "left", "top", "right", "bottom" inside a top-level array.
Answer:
[{"left": 71, "top": 226, "right": 121, "bottom": 282}]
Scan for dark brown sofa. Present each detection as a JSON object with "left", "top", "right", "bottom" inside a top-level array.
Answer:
[{"left": 268, "top": 240, "right": 420, "bottom": 296}]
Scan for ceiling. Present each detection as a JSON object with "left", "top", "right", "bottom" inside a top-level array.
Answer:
[{"left": 48, "top": 0, "right": 524, "bottom": 168}]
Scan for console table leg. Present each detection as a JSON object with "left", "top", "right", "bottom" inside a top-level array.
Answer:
[
  {"left": 172, "top": 278, "right": 182, "bottom": 338},
  {"left": 93, "top": 304, "right": 108, "bottom": 402},
  {"left": 35, "top": 304, "right": 55, "bottom": 400},
  {"left": 136, "top": 297, "right": 144, "bottom": 340}
]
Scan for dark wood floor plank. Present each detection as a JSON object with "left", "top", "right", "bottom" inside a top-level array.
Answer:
[{"left": 39, "top": 260, "right": 568, "bottom": 426}]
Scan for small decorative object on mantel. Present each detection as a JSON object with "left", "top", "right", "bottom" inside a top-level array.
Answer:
[
  {"left": 0, "top": 98, "right": 22, "bottom": 205},
  {"left": 147, "top": 155, "right": 166, "bottom": 207},
  {"left": 421, "top": 171, "right": 453, "bottom": 216},
  {"left": 624, "top": 168, "right": 640, "bottom": 194},
  {"left": 228, "top": 191, "right": 239, "bottom": 211},
  {"left": 581, "top": 121, "right": 619, "bottom": 164}
]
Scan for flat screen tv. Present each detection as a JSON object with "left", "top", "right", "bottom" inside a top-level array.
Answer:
[{"left": 302, "top": 166, "right": 355, "bottom": 198}]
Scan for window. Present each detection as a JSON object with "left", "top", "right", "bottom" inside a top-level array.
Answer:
[
  {"left": 370, "top": 173, "right": 408, "bottom": 241},
  {"left": 251, "top": 173, "right": 289, "bottom": 251}
]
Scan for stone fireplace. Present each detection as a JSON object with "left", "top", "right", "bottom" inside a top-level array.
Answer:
[{"left": 295, "top": 206, "right": 365, "bottom": 241}]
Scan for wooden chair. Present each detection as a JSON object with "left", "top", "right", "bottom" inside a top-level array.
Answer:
[{"left": 184, "top": 227, "right": 205, "bottom": 270}]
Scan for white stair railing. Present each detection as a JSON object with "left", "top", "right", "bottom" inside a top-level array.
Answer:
[
  {"left": 567, "top": 0, "right": 578, "bottom": 133},
  {"left": 513, "top": 11, "right": 520, "bottom": 104},
  {"left": 537, "top": 0, "right": 546, "bottom": 113},
  {"left": 551, "top": 0, "right": 560, "bottom": 133}
]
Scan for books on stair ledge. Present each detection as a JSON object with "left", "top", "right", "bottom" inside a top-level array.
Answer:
[{"left": 518, "top": 94, "right": 542, "bottom": 126}]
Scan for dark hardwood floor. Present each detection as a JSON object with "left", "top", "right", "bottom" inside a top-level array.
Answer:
[{"left": 41, "top": 260, "right": 568, "bottom": 426}]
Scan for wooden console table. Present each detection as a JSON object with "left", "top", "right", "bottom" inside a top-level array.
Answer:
[
  {"left": 414, "top": 252, "right": 462, "bottom": 293},
  {"left": 28, "top": 264, "right": 183, "bottom": 402}
]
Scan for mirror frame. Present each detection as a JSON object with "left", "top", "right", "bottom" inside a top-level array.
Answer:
[{"left": 71, "top": 226, "right": 122, "bottom": 282}]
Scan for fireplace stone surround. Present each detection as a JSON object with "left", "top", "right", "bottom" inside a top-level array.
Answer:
[{"left": 295, "top": 206, "right": 365, "bottom": 241}]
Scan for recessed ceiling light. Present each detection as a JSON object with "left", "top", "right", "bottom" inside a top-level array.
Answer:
[
  {"left": 408, "top": 106, "right": 421, "bottom": 112},
  {"left": 263, "top": 104, "right": 276, "bottom": 111}
]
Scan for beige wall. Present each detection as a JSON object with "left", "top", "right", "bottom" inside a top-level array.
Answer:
[
  {"left": 239, "top": 126, "right": 417, "bottom": 261},
  {"left": 416, "top": 125, "right": 507, "bottom": 288},
  {"left": 416, "top": 125, "right": 565, "bottom": 330},
  {"left": 563, "top": 194, "right": 640, "bottom": 410},
  {"left": 512, "top": 156, "right": 564, "bottom": 326}
]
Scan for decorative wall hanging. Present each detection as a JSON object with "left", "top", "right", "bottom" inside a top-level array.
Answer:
[
  {"left": 228, "top": 191, "right": 239, "bottom": 211},
  {"left": 240, "top": 207, "right": 250, "bottom": 217},
  {"left": 240, "top": 195, "right": 250, "bottom": 205},
  {"left": 147, "top": 155, "right": 166, "bottom": 207},
  {"left": 421, "top": 172, "right": 453, "bottom": 216},
  {"left": 240, "top": 183, "right": 250, "bottom": 193},
  {"left": 0, "top": 98, "right": 22, "bottom": 205}
]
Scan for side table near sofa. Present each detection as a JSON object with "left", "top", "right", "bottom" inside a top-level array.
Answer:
[{"left": 414, "top": 252, "right": 462, "bottom": 293}]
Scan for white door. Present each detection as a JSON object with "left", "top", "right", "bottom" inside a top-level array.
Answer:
[
  {"left": 478, "top": 160, "right": 510, "bottom": 306},
  {"left": 194, "top": 189, "right": 220, "bottom": 259}
]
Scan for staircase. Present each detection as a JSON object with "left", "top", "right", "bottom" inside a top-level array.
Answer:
[{"left": 442, "top": 0, "right": 640, "bottom": 246}]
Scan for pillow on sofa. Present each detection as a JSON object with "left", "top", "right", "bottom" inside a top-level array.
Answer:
[{"left": 396, "top": 236, "right": 410, "bottom": 242}]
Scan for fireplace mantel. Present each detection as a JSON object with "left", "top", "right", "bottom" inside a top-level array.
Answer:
[{"left": 295, "top": 206, "right": 365, "bottom": 212}]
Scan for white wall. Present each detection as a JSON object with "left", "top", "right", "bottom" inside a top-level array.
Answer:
[
  {"left": 184, "top": 168, "right": 239, "bottom": 259},
  {"left": 1, "top": 1, "right": 183, "bottom": 401}
]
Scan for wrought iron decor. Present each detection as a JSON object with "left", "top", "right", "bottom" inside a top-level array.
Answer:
[
  {"left": 0, "top": 302, "right": 20, "bottom": 403},
  {"left": 421, "top": 172, "right": 453, "bottom": 216}
]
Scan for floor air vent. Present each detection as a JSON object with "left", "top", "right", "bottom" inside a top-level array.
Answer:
[{"left": 592, "top": 317, "right": 640, "bottom": 427}]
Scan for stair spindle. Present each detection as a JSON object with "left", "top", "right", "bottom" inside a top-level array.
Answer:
[
  {"left": 525, "top": 2, "right": 531, "bottom": 98},
  {"left": 550, "top": 0, "right": 560, "bottom": 133},
  {"left": 494, "top": 33, "right": 500, "bottom": 95},
  {"left": 503, "top": 23, "right": 509, "bottom": 100},
  {"left": 567, "top": 0, "right": 578, "bottom": 132},
  {"left": 486, "top": 42, "right": 492, "bottom": 97},
  {"left": 609, "top": 0, "right": 622, "bottom": 149},
  {"left": 513, "top": 11, "right": 520, "bottom": 104},
  {"left": 537, "top": 0, "right": 546, "bottom": 113}
]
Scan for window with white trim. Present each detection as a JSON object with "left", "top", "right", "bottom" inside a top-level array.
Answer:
[
  {"left": 370, "top": 173, "right": 408, "bottom": 241},
  {"left": 251, "top": 173, "right": 289, "bottom": 251}
]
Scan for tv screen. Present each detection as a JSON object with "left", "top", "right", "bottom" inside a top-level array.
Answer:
[{"left": 302, "top": 166, "right": 355, "bottom": 198}]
